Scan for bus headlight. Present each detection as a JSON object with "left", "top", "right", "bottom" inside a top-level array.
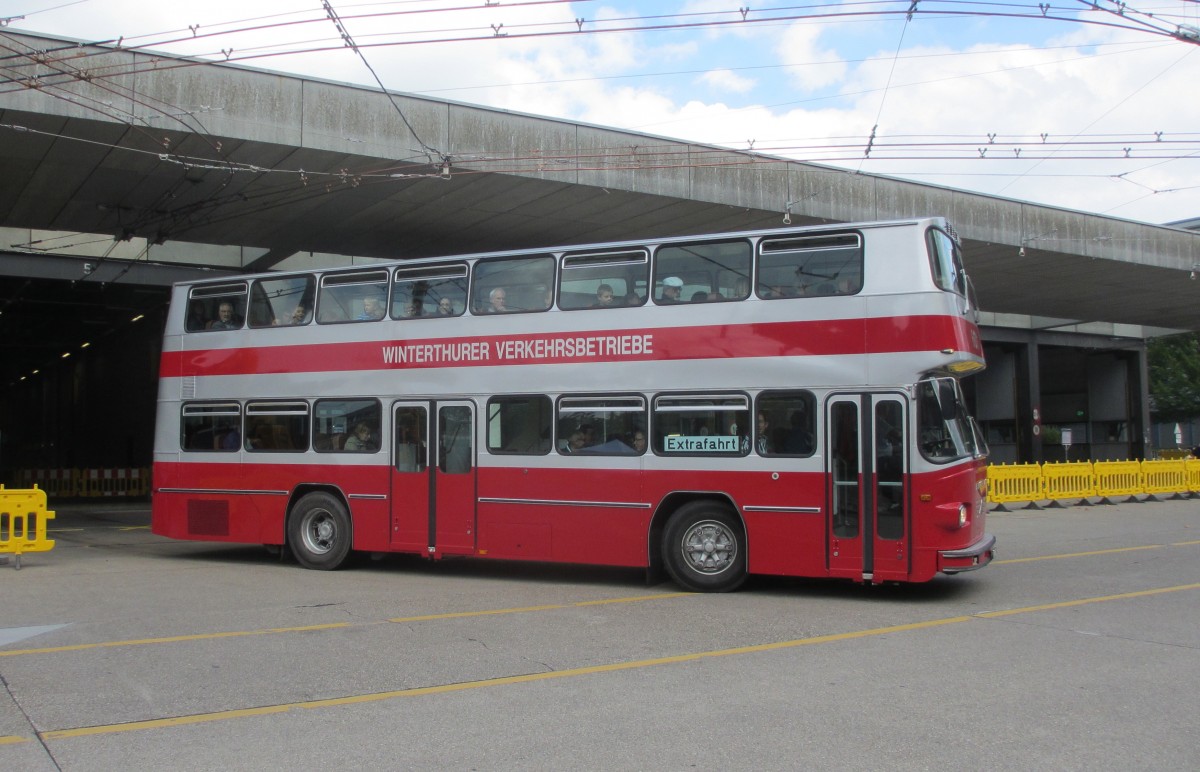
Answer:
[{"left": 958, "top": 503, "right": 968, "bottom": 528}]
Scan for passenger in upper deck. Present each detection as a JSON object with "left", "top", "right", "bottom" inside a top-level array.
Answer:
[
  {"left": 280, "top": 303, "right": 308, "bottom": 325},
  {"left": 487, "top": 287, "right": 508, "bottom": 313},
  {"left": 660, "top": 276, "right": 683, "bottom": 303},
  {"left": 437, "top": 298, "right": 455, "bottom": 316},
  {"left": 208, "top": 301, "right": 240, "bottom": 330},
  {"left": 592, "top": 284, "right": 616, "bottom": 308},
  {"left": 357, "top": 296, "right": 385, "bottom": 321}
]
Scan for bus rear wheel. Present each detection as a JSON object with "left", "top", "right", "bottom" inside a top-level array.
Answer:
[
  {"left": 289, "top": 492, "right": 353, "bottom": 570},
  {"left": 662, "top": 502, "right": 747, "bottom": 592}
]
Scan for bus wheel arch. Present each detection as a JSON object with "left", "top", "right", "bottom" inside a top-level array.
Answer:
[
  {"left": 286, "top": 487, "right": 354, "bottom": 570},
  {"left": 652, "top": 493, "right": 747, "bottom": 593}
]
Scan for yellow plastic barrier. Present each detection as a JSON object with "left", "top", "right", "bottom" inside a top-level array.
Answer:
[
  {"left": 17, "top": 468, "right": 78, "bottom": 499},
  {"left": 1041, "top": 461, "right": 1096, "bottom": 503},
  {"left": 1141, "top": 459, "right": 1189, "bottom": 496},
  {"left": 1188, "top": 459, "right": 1200, "bottom": 494},
  {"left": 1094, "top": 460, "right": 1144, "bottom": 503},
  {"left": 86, "top": 467, "right": 151, "bottom": 497},
  {"left": 0, "top": 485, "right": 56, "bottom": 570},
  {"left": 986, "top": 463, "right": 1044, "bottom": 506}
]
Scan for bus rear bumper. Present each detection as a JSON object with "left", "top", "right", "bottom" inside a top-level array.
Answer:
[{"left": 938, "top": 533, "right": 996, "bottom": 574}]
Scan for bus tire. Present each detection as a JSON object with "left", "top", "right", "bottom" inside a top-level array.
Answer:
[
  {"left": 662, "top": 502, "right": 747, "bottom": 592},
  {"left": 288, "top": 492, "right": 353, "bottom": 570}
]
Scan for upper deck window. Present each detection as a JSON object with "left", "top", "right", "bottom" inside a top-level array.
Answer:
[
  {"left": 558, "top": 250, "right": 649, "bottom": 310},
  {"left": 318, "top": 269, "right": 390, "bottom": 323},
  {"left": 654, "top": 240, "right": 751, "bottom": 305},
  {"left": 186, "top": 282, "right": 248, "bottom": 332},
  {"left": 248, "top": 275, "right": 315, "bottom": 328},
  {"left": 391, "top": 263, "right": 468, "bottom": 319},
  {"left": 926, "top": 227, "right": 967, "bottom": 296},
  {"left": 757, "top": 233, "right": 862, "bottom": 299},
  {"left": 472, "top": 255, "right": 555, "bottom": 314}
]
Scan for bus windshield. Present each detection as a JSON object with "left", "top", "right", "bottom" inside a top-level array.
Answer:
[{"left": 917, "top": 378, "right": 981, "bottom": 462}]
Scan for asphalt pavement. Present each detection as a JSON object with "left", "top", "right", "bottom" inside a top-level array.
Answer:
[{"left": 2, "top": 496, "right": 1197, "bottom": 770}]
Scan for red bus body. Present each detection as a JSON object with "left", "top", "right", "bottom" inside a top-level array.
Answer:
[{"left": 152, "top": 218, "right": 994, "bottom": 590}]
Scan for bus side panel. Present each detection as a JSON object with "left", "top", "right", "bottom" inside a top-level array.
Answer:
[
  {"left": 152, "top": 460, "right": 393, "bottom": 551},
  {"left": 152, "top": 460, "right": 279, "bottom": 544},
  {"left": 475, "top": 466, "right": 649, "bottom": 567},
  {"left": 907, "top": 460, "right": 988, "bottom": 582},
  {"left": 473, "top": 465, "right": 833, "bottom": 577},
  {"left": 639, "top": 469, "right": 828, "bottom": 579}
]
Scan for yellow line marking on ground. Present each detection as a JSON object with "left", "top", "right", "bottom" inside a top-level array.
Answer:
[
  {"left": 994, "top": 544, "right": 1164, "bottom": 564},
  {"left": 39, "top": 582, "right": 1200, "bottom": 741},
  {"left": 974, "top": 583, "right": 1200, "bottom": 618},
  {"left": 1171, "top": 539, "right": 1200, "bottom": 546},
  {"left": 385, "top": 592, "right": 692, "bottom": 623},
  {"left": 1, "top": 593, "right": 691, "bottom": 658},
  {"left": 0, "top": 735, "right": 29, "bottom": 745},
  {"left": 0, "top": 623, "right": 354, "bottom": 658},
  {"left": 42, "top": 616, "right": 969, "bottom": 740}
]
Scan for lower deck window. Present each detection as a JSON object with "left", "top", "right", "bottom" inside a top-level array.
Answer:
[
  {"left": 314, "top": 399, "right": 381, "bottom": 452},
  {"left": 245, "top": 402, "right": 310, "bottom": 452},
  {"left": 652, "top": 395, "right": 749, "bottom": 456},
  {"left": 487, "top": 396, "right": 551, "bottom": 454}
]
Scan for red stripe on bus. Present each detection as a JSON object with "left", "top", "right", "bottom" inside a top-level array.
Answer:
[{"left": 161, "top": 316, "right": 981, "bottom": 377}]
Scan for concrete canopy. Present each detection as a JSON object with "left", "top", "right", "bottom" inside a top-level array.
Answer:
[{"left": 2, "top": 30, "right": 1199, "bottom": 387}]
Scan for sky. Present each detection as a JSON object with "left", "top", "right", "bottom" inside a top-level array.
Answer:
[{"left": 8, "top": 0, "right": 1200, "bottom": 226}]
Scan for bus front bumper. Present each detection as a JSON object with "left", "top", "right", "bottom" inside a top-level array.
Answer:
[{"left": 938, "top": 533, "right": 996, "bottom": 574}]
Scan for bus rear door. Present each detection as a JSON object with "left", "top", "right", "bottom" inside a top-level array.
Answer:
[
  {"left": 826, "top": 393, "right": 909, "bottom": 582},
  {"left": 390, "top": 401, "right": 477, "bottom": 556}
]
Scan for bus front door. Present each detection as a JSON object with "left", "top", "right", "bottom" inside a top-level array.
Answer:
[
  {"left": 826, "top": 394, "right": 909, "bottom": 582},
  {"left": 390, "top": 401, "right": 477, "bottom": 556}
]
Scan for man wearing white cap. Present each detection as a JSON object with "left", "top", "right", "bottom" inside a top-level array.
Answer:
[{"left": 661, "top": 276, "right": 684, "bottom": 303}]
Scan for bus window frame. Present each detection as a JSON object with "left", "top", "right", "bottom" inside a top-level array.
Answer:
[
  {"left": 755, "top": 390, "right": 818, "bottom": 457},
  {"left": 181, "top": 401, "right": 242, "bottom": 452},
  {"left": 248, "top": 275, "right": 315, "bottom": 328},
  {"left": 653, "top": 239, "right": 752, "bottom": 305},
  {"left": 244, "top": 401, "right": 311, "bottom": 453},
  {"left": 556, "top": 394, "right": 647, "bottom": 455},
  {"left": 471, "top": 254, "right": 556, "bottom": 315},
  {"left": 756, "top": 232, "right": 863, "bottom": 300},
  {"left": 187, "top": 282, "right": 248, "bottom": 332},
  {"left": 317, "top": 269, "right": 390, "bottom": 324},
  {"left": 558, "top": 250, "right": 649, "bottom": 310},
  {"left": 487, "top": 394, "right": 553, "bottom": 455},
  {"left": 312, "top": 398, "right": 382, "bottom": 453},
  {"left": 651, "top": 392, "right": 751, "bottom": 457},
  {"left": 390, "top": 262, "right": 468, "bottom": 320}
]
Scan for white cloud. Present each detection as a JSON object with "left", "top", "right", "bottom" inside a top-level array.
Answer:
[{"left": 698, "top": 68, "right": 755, "bottom": 93}]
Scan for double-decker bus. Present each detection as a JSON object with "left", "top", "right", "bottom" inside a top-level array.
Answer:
[{"left": 152, "top": 216, "right": 994, "bottom": 592}]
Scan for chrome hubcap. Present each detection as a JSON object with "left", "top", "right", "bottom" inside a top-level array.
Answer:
[{"left": 681, "top": 520, "right": 737, "bottom": 575}]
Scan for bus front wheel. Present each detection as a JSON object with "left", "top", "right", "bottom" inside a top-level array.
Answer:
[
  {"left": 662, "top": 503, "right": 747, "bottom": 592},
  {"left": 289, "top": 493, "right": 353, "bottom": 570}
]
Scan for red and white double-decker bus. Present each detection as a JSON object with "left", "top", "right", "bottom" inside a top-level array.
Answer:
[{"left": 151, "top": 217, "right": 994, "bottom": 592}]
